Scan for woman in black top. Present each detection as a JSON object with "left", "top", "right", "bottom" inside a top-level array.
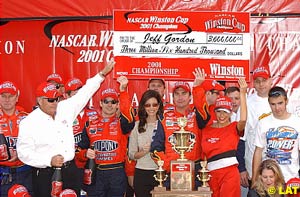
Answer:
[{"left": 248, "top": 159, "right": 285, "bottom": 197}]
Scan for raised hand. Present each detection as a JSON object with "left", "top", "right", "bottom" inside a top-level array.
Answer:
[
  {"left": 100, "top": 58, "right": 115, "bottom": 76},
  {"left": 238, "top": 78, "right": 248, "bottom": 93},
  {"left": 192, "top": 67, "right": 206, "bottom": 87},
  {"left": 117, "top": 75, "right": 128, "bottom": 92}
]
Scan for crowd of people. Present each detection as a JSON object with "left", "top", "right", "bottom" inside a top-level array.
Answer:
[{"left": 1, "top": 59, "right": 300, "bottom": 197}]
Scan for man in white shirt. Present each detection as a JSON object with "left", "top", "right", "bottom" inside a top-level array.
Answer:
[
  {"left": 245, "top": 66, "right": 273, "bottom": 191},
  {"left": 252, "top": 86, "right": 300, "bottom": 183},
  {"left": 17, "top": 59, "right": 114, "bottom": 197}
]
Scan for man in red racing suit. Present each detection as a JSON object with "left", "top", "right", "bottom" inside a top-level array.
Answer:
[{"left": 151, "top": 68, "right": 210, "bottom": 189}]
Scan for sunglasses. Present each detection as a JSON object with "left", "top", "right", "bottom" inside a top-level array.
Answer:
[
  {"left": 43, "top": 97, "right": 60, "bottom": 103},
  {"left": 210, "top": 90, "right": 220, "bottom": 95},
  {"left": 268, "top": 90, "right": 286, "bottom": 97},
  {"left": 144, "top": 103, "right": 159, "bottom": 108},
  {"left": 102, "top": 99, "right": 118, "bottom": 104},
  {"left": 55, "top": 84, "right": 64, "bottom": 89}
]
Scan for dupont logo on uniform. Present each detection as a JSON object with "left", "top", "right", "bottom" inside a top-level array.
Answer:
[{"left": 95, "top": 140, "right": 118, "bottom": 152}]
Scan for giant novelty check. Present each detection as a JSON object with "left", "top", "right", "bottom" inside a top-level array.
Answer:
[{"left": 113, "top": 10, "right": 250, "bottom": 81}]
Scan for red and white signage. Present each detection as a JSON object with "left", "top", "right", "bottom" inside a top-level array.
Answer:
[{"left": 114, "top": 10, "right": 250, "bottom": 81}]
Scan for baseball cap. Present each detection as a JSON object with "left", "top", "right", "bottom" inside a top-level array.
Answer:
[
  {"left": 252, "top": 66, "right": 270, "bottom": 80},
  {"left": 59, "top": 189, "right": 77, "bottom": 197},
  {"left": 202, "top": 80, "right": 225, "bottom": 91},
  {"left": 286, "top": 177, "right": 300, "bottom": 188},
  {"left": 214, "top": 96, "right": 233, "bottom": 113},
  {"left": 64, "top": 78, "right": 83, "bottom": 92},
  {"left": 47, "top": 73, "right": 63, "bottom": 84},
  {"left": 36, "top": 82, "right": 61, "bottom": 98},
  {"left": 148, "top": 78, "right": 165, "bottom": 86},
  {"left": 0, "top": 81, "right": 18, "bottom": 95},
  {"left": 8, "top": 184, "right": 31, "bottom": 197},
  {"left": 173, "top": 81, "right": 191, "bottom": 93},
  {"left": 286, "top": 177, "right": 300, "bottom": 197},
  {"left": 100, "top": 88, "right": 118, "bottom": 100}
]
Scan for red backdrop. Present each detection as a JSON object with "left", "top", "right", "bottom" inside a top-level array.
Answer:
[{"left": 1, "top": 1, "right": 300, "bottom": 116}]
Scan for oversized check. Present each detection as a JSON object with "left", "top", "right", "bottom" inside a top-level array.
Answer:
[{"left": 114, "top": 10, "right": 250, "bottom": 81}]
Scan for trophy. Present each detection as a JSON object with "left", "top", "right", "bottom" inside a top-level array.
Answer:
[
  {"left": 171, "top": 117, "right": 195, "bottom": 160},
  {"left": 170, "top": 116, "right": 196, "bottom": 191},
  {"left": 153, "top": 160, "right": 168, "bottom": 191},
  {"left": 197, "top": 158, "right": 211, "bottom": 192}
]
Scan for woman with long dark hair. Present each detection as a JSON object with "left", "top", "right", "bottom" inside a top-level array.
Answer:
[{"left": 128, "top": 90, "right": 163, "bottom": 197}]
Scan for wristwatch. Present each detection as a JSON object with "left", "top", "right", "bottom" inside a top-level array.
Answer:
[{"left": 99, "top": 71, "right": 105, "bottom": 77}]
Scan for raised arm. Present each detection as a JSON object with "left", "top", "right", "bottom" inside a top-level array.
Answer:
[
  {"left": 237, "top": 78, "right": 247, "bottom": 135},
  {"left": 192, "top": 67, "right": 210, "bottom": 128},
  {"left": 117, "top": 76, "right": 135, "bottom": 134}
]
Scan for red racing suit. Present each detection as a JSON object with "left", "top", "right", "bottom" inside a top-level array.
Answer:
[
  {"left": 0, "top": 106, "right": 27, "bottom": 167},
  {"left": 151, "top": 86, "right": 210, "bottom": 172},
  {"left": 76, "top": 91, "right": 135, "bottom": 166}
]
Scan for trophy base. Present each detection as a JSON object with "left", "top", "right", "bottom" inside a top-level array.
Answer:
[
  {"left": 198, "top": 186, "right": 211, "bottom": 192},
  {"left": 154, "top": 186, "right": 167, "bottom": 191},
  {"left": 170, "top": 160, "right": 194, "bottom": 191},
  {"left": 151, "top": 189, "right": 212, "bottom": 197}
]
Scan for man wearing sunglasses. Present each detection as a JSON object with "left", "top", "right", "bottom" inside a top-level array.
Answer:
[
  {"left": 0, "top": 81, "right": 32, "bottom": 196},
  {"left": 47, "top": 73, "right": 65, "bottom": 97},
  {"left": 77, "top": 76, "right": 135, "bottom": 197},
  {"left": 17, "top": 59, "right": 115, "bottom": 197}
]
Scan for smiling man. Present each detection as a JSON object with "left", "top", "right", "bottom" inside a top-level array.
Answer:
[
  {"left": 76, "top": 76, "right": 135, "bottom": 197},
  {"left": 17, "top": 59, "right": 115, "bottom": 197}
]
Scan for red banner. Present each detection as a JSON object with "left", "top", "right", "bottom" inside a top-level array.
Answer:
[{"left": 1, "top": 16, "right": 300, "bottom": 116}]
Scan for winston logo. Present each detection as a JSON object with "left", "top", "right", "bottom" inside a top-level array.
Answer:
[
  {"left": 204, "top": 16, "right": 246, "bottom": 32},
  {"left": 210, "top": 63, "right": 244, "bottom": 77}
]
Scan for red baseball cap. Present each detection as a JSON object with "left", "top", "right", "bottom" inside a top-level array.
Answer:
[
  {"left": 8, "top": 184, "right": 31, "bottom": 197},
  {"left": 214, "top": 96, "right": 233, "bottom": 113},
  {"left": 286, "top": 177, "right": 300, "bottom": 197},
  {"left": 59, "top": 189, "right": 77, "bottom": 197},
  {"left": 100, "top": 88, "right": 118, "bottom": 100},
  {"left": 286, "top": 177, "right": 300, "bottom": 188},
  {"left": 252, "top": 66, "right": 270, "bottom": 80},
  {"left": 36, "top": 82, "right": 61, "bottom": 98},
  {"left": 0, "top": 81, "right": 19, "bottom": 95},
  {"left": 202, "top": 80, "right": 225, "bottom": 91},
  {"left": 47, "top": 73, "right": 63, "bottom": 84},
  {"left": 173, "top": 81, "right": 191, "bottom": 93},
  {"left": 64, "top": 78, "right": 83, "bottom": 92}
]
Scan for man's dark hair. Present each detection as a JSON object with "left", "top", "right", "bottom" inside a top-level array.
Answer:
[
  {"left": 225, "top": 86, "right": 240, "bottom": 95},
  {"left": 268, "top": 86, "right": 287, "bottom": 99}
]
